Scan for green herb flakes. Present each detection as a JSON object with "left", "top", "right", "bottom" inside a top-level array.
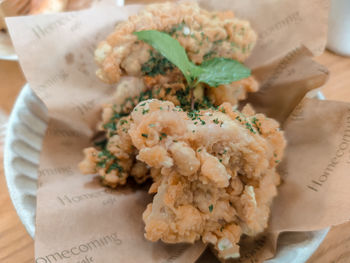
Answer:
[
  {"left": 103, "top": 122, "right": 116, "bottom": 131},
  {"left": 107, "top": 162, "right": 123, "bottom": 173},
  {"left": 120, "top": 119, "right": 128, "bottom": 125},
  {"left": 245, "top": 122, "right": 256, "bottom": 134}
]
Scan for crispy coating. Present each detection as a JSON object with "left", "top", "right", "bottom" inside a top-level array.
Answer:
[
  {"left": 208, "top": 76, "right": 259, "bottom": 106},
  {"left": 128, "top": 100, "right": 285, "bottom": 259},
  {"left": 79, "top": 99, "right": 285, "bottom": 259},
  {"left": 95, "top": 2, "right": 257, "bottom": 85}
]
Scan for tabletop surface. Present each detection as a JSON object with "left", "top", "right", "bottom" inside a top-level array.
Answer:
[{"left": 0, "top": 2, "right": 350, "bottom": 262}]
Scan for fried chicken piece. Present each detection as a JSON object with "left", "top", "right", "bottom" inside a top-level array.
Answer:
[
  {"left": 79, "top": 98, "right": 286, "bottom": 259},
  {"left": 208, "top": 76, "right": 259, "bottom": 106},
  {"left": 126, "top": 99, "right": 285, "bottom": 260},
  {"left": 79, "top": 113, "right": 137, "bottom": 188},
  {"left": 95, "top": 2, "right": 257, "bottom": 84}
]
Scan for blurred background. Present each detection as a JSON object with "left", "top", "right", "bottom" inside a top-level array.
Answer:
[{"left": 0, "top": 0, "right": 349, "bottom": 262}]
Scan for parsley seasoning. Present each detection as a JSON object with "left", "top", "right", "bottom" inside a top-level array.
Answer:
[
  {"left": 159, "top": 132, "right": 167, "bottom": 141},
  {"left": 245, "top": 122, "right": 256, "bottom": 134},
  {"left": 176, "top": 86, "right": 191, "bottom": 110},
  {"left": 149, "top": 123, "right": 156, "bottom": 128},
  {"left": 138, "top": 89, "right": 153, "bottom": 102},
  {"left": 94, "top": 139, "right": 107, "bottom": 149},
  {"left": 120, "top": 119, "right": 128, "bottom": 125},
  {"left": 203, "top": 50, "right": 215, "bottom": 60},
  {"left": 96, "top": 149, "right": 124, "bottom": 174},
  {"left": 103, "top": 122, "right": 116, "bottom": 131},
  {"left": 142, "top": 133, "right": 148, "bottom": 138},
  {"left": 141, "top": 50, "right": 175, "bottom": 76},
  {"left": 213, "top": 118, "right": 219, "bottom": 124},
  {"left": 213, "top": 39, "right": 224, "bottom": 45},
  {"left": 197, "top": 148, "right": 202, "bottom": 152},
  {"left": 140, "top": 102, "right": 146, "bottom": 106},
  {"left": 103, "top": 109, "right": 130, "bottom": 133},
  {"left": 165, "top": 87, "right": 172, "bottom": 95},
  {"left": 251, "top": 117, "right": 262, "bottom": 133},
  {"left": 107, "top": 162, "right": 123, "bottom": 173},
  {"left": 111, "top": 111, "right": 129, "bottom": 120},
  {"left": 167, "top": 21, "right": 186, "bottom": 36},
  {"left": 209, "top": 204, "right": 214, "bottom": 212},
  {"left": 187, "top": 110, "right": 201, "bottom": 120},
  {"left": 97, "top": 150, "right": 114, "bottom": 168}
]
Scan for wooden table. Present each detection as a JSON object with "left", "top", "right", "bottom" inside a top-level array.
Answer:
[{"left": 0, "top": 8, "right": 350, "bottom": 263}]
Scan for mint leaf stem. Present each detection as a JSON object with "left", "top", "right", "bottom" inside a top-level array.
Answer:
[{"left": 134, "top": 30, "right": 251, "bottom": 109}]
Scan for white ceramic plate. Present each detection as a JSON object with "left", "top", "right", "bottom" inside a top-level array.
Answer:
[{"left": 4, "top": 84, "right": 329, "bottom": 262}]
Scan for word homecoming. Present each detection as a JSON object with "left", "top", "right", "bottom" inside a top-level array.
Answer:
[{"left": 35, "top": 232, "right": 122, "bottom": 263}]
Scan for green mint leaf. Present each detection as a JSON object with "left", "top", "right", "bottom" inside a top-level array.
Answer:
[
  {"left": 197, "top": 58, "right": 251, "bottom": 87},
  {"left": 134, "top": 30, "right": 200, "bottom": 84}
]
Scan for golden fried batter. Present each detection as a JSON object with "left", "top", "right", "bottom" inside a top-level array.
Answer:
[
  {"left": 79, "top": 99, "right": 286, "bottom": 259},
  {"left": 95, "top": 2, "right": 257, "bottom": 85},
  {"left": 128, "top": 100, "right": 285, "bottom": 259}
]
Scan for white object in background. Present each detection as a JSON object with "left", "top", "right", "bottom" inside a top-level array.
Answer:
[
  {"left": 327, "top": 0, "right": 350, "bottom": 56},
  {"left": 116, "top": 0, "right": 124, "bottom": 6}
]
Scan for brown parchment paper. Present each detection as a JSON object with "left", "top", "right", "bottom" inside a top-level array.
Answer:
[{"left": 7, "top": 0, "right": 350, "bottom": 262}]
